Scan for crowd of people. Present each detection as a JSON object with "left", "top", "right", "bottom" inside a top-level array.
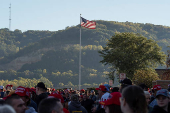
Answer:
[{"left": 0, "top": 78, "right": 170, "bottom": 113}]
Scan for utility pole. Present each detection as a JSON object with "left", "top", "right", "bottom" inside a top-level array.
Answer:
[{"left": 9, "top": 3, "right": 11, "bottom": 31}]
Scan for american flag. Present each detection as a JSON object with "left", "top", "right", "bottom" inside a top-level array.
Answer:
[{"left": 81, "top": 17, "right": 96, "bottom": 29}]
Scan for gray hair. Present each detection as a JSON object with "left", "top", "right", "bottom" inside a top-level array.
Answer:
[{"left": 0, "top": 105, "right": 16, "bottom": 113}]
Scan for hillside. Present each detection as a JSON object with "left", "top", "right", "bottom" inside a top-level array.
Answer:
[{"left": 0, "top": 20, "right": 169, "bottom": 88}]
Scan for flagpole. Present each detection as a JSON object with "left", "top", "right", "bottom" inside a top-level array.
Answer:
[{"left": 79, "top": 14, "right": 82, "bottom": 91}]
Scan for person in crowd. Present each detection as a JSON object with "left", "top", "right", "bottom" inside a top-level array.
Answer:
[
  {"left": 51, "top": 88, "right": 56, "bottom": 93},
  {"left": 79, "top": 95, "right": 83, "bottom": 102},
  {"left": 48, "top": 92, "right": 70, "bottom": 113},
  {"left": 120, "top": 85, "right": 148, "bottom": 113},
  {"left": 68, "top": 94, "right": 87, "bottom": 113},
  {"left": 35, "top": 82, "right": 48, "bottom": 107},
  {"left": 104, "top": 84, "right": 111, "bottom": 92},
  {"left": 111, "top": 87, "right": 119, "bottom": 92},
  {"left": 5, "top": 94, "right": 26, "bottom": 113},
  {"left": 151, "top": 89, "right": 170, "bottom": 113},
  {"left": 139, "top": 83, "right": 148, "bottom": 91},
  {"left": 92, "top": 85, "right": 109, "bottom": 113},
  {"left": 38, "top": 98, "right": 63, "bottom": 113},
  {"left": 47, "top": 88, "right": 51, "bottom": 94},
  {"left": 15, "top": 86, "right": 37, "bottom": 113},
  {"left": 80, "top": 89, "right": 85, "bottom": 95},
  {"left": 100, "top": 92, "right": 122, "bottom": 113},
  {"left": 149, "top": 85, "right": 162, "bottom": 108},
  {"left": 89, "top": 90, "right": 97, "bottom": 102},
  {"left": 0, "top": 104, "right": 16, "bottom": 113},
  {"left": 144, "top": 91, "right": 153, "bottom": 113},
  {"left": 81, "top": 93, "right": 94, "bottom": 113},
  {"left": 0, "top": 86, "right": 5, "bottom": 98},
  {"left": 28, "top": 87, "right": 38, "bottom": 111},
  {"left": 30, "top": 87, "right": 37, "bottom": 102},
  {"left": 5, "top": 84, "right": 13, "bottom": 96},
  {"left": 119, "top": 78, "right": 132, "bottom": 93}
]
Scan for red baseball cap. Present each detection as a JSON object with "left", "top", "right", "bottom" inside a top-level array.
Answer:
[
  {"left": 80, "top": 89, "right": 85, "bottom": 92},
  {"left": 15, "top": 86, "right": 30, "bottom": 97},
  {"left": 52, "top": 88, "right": 55, "bottom": 91},
  {"left": 96, "top": 85, "right": 107, "bottom": 92},
  {"left": 153, "top": 85, "right": 162, "bottom": 90},
  {"left": 48, "top": 93, "right": 64, "bottom": 103},
  {"left": 6, "top": 84, "right": 13, "bottom": 89},
  {"left": 100, "top": 92, "right": 121, "bottom": 106}
]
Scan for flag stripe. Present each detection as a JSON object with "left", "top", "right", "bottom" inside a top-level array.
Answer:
[{"left": 81, "top": 17, "right": 96, "bottom": 29}]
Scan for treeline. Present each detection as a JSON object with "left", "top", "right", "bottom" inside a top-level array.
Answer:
[{"left": 0, "top": 69, "right": 109, "bottom": 89}]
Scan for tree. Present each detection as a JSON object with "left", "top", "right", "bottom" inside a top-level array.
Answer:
[
  {"left": 166, "top": 47, "right": 170, "bottom": 68},
  {"left": 132, "top": 68, "right": 160, "bottom": 88},
  {"left": 99, "top": 32, "right": 166, "bottom": 79},
  {"left": 161, "top": 46, "right": 170, "bottom": 80}
]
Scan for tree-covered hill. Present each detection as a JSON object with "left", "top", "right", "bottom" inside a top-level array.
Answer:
[{"left": 0, "top": 20, "right": 169, "bottom": 88}]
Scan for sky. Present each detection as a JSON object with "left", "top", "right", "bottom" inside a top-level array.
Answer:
[{"left": 1, "top": 0, "right": 170, "bottom": 32}]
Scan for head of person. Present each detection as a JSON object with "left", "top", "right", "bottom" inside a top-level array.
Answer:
[
  {"left": 139, "top": 83, "right": 148, "bottom": 91},
  {"left": 104, "top": 84, "right": 110, "bottom": 92},
  {"left": 80, "top": 89, "right": 85, "bottom": 94},
  {"left": 96, "top": 85, "right": 107, "bottom": 98},
  {"left": 36, "top": 82, "right": 47, "bottom": 95},
  {"left": 119, "top": 78, "right": 132, "bottom": 93},
  {"left": 15, "top": 86, "right": 31, "bottom": 106},
  {"left": 5, "top": 94, "right": 26, "bottom": 113},
  {"left": 152, "top": 85, "right": 162, "bottom": 97},
  {"left": 48, "top": 93, "right": 65, "bottom": 104},
  {"left": 83, "top": 94, "right": 88, "bottom": 101},
  {"left": 156, "top": 89, "right": 169, "bottom": 109},
  {"left": 91, "top": 90, "right": 95, "bottom": 95},
  {"left": 144, "top": 91, "right": 151, "bottom": 105},
  {"left": 112, "top": 87, "right": 119, "bottom": 93},
  {"left": 120, "top": 85, "right": 147, "bottom": 113},
  {"left": 100, "top": 92, "right": 122, "bottom": 113},
  {"left": 38, "top": 98, "right": 63, "bottom": 113},
  {"left": 71, "top": 94, "right": 79, "bottom": 102},
  {"left": 6, "top": 84, "right": 13, "bottom": 91},
  {"left": 0, "top": 104, "right": 16, "bottom": 113}
]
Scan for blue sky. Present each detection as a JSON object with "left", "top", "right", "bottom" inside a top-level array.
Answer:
[{"left": 1, "top": 0, "right": 170, "bottom": 32}]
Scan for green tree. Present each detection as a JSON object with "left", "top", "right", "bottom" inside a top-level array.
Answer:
[
  {"left": 166, "top": 46, "right": 170, "bottom": 68},
  {"left": 132, "top": 68, "right": 160, "bottom": 88},
  {"left": 99, "top": 32, "right": 166, "bottom": 79}
]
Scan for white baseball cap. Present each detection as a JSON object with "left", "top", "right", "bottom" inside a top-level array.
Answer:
[{"left": 0, "top": 86, "right": 4, "bottom": 89}]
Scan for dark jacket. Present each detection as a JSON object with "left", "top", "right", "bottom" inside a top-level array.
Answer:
[
  {"left": 81, "top": 99, "right": 94, "bottom": 113},
  {"left": 151, "top": 105, "right": 169, "bottom": 113},
  {"left": 35, "top": 93, "right": 48, "bottom": 108},
  {"left": 148, "top": 105, "right": 153, "bottom": 113},
  {"left": 68, "top": 101, "right": 88, "bottom": 113},
  {"left": 95, "top": 104, "right": 105, "bottom": 113}
]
